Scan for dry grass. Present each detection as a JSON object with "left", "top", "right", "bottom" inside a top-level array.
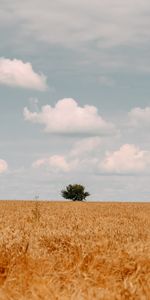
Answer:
[{"left": 0, "top": 201, "right": 149, "bottom": 299}]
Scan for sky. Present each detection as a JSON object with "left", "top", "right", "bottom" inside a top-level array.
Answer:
[{"left": 0, "top": 0, "right": 150, "bottom": 201}]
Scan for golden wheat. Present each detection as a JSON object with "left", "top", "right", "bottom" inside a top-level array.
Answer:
[{"left": 0, "top": 201, "right": 149, "bottom": 299}]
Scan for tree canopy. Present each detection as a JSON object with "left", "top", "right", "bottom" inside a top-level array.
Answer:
[{"left": 61, "top": 184, "right": 90, "bottom": 201}]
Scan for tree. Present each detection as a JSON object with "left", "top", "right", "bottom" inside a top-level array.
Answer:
[{"left": 61, "top": 184, "right": 90, "bottom": 201}]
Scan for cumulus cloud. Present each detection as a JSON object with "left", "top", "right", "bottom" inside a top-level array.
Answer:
[
  {"left": 0, "top": 159, "right": 8, "bottom": 174},
  {"left": 24, "top": 98, "right": 116, "bottom": 136},
  {"left": 128, "top": 107, "right": 150, "bottom": 127},
  {"left": 0, "top": 58, "right": 47, "bottom": 90},
  {"left": 32, "top": 159, "right": 46, "bottom": 168},
  {"left": 32, "top": 140, "right": 150, "bottom": 175},
  {"left": 101, "top": 144, "right": 150, "bottom": 174},
  {"left": 32, "top": 136, "right": 102, "bottom": 173},
  {"left": 33, "top": 155, "right": 78, "bottom": 173}
]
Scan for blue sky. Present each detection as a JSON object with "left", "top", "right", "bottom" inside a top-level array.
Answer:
[{"left": 0, "top": 0, "right": 150, "bottom": 200}]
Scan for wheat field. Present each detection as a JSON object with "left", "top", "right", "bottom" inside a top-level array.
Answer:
[{"left": 0, "top": 201, "right": 149, "bottom": 300}]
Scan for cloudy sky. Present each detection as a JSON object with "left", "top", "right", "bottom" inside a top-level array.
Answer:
[{"left": 0, "top": 0, "right": 150, "bottom": 201}]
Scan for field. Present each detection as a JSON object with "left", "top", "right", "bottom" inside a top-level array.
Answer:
[{"left": 0, "top": 201, "right": 149, "bottom": 300}]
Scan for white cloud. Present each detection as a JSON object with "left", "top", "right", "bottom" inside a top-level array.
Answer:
[
  {"left": 32, "top": 137, "right": 102, "bottom": 173},
  {"left": 24, "top": 98, "right": 116, "bottom": 136},
  {"left": 101, "top": 144, "right": 150, "bottom": 174},
  {"left": 128, "top": 107, "right": 150, "bottom": 127},
  {"left": 0, "top": 159, "right": 8, "bottom": 174},
  {"left": 32, "top": 140, "right": 150, "bottom": 176},
  {"left": 0, "top": 58, "right": 47, "bottom": 90},
  {"left": 3, "top": 0, "right": 150, "bottom": 48},
  {"left": 33, "top": 155, "right": 78, "bottom": 173},
  {"left": 48, "top": 155, "right": 71, "bottom": 172},
  {"left": 1, "top": 2, "right": 150, "bottom": 73},
  {"left": 32, "top": 159, "right": 46, "bottom": 168}
]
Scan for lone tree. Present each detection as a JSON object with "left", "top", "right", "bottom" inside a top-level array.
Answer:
[{"left": 61, "top": 184, "right": 90, "bottom": 201}]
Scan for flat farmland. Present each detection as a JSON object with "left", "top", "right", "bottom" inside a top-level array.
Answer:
[{"left": 0, "top": 201, "right": 149, "bottom": 300}]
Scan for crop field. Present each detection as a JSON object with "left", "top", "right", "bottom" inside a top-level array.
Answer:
[{"left": 0, "top": 201, "right": 149, "bottom": 300}]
